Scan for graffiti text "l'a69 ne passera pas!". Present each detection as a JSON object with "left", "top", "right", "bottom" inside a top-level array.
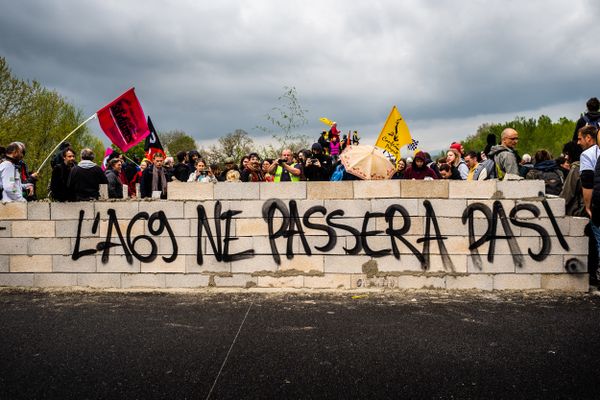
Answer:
[{"left": 71, "top": 198, "right": 570, "bottom": 272}]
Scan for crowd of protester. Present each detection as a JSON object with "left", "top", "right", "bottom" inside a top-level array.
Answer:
[{"left": 3, "top": 98, "right": 600, "bottom": 282}]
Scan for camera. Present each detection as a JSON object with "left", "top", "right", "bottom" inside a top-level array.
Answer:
[
  {"left": 278, "top": 158, "right": 287, "bottom": 164},
  {"left": 310, "top": 158, "right": 318, "bottom": 163}
]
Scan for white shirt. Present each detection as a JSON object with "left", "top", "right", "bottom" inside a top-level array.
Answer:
[{"left": 580, "top": 144, "right": 599, "bottom": 172}]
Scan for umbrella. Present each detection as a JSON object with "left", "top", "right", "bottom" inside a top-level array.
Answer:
[{"left": 340, "top": 145, "right": 396, "bottom": 180}]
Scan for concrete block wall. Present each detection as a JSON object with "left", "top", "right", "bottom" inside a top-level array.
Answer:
[{"left": 0, "top": 180, "right": 589, "bottom": 291}]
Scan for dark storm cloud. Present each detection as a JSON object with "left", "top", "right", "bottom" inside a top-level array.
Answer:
[{"left": 1, "top": 0, "right": 599, "bottom": 149}]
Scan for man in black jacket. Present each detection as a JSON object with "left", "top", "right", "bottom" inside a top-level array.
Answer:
[
  {"left": 67, "top": 148, "right": 108, "bottom": 201},
  {"left": 49, "top": 147, "right": 76, "bottom": 201},
  {"left": 303, "top": 143, "right": 333, "bottom": 181},
  {"left": 140, "top": 152, "right": 168, "bottom": 199}
]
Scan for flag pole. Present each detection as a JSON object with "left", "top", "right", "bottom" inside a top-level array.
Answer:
[{"left": 35, "top": 113, "right": 97, "bottom": 174}]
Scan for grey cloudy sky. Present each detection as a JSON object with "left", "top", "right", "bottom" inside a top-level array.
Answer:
[{"left": 1, "top": 0, "right": 599, "bottom": 152}]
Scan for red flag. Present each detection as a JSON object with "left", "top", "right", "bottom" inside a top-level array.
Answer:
[
  {"left": 101, "top": 147, "right": 114, "bottom": 171},
  {"left": 144, "top": 116, "right": 166, "bottom": 160},
  {"left": 96, "top": 88, "right": 150, "bottom": 152}
]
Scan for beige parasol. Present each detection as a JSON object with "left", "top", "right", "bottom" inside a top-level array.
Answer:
[{"left": 340, "top": 145, "right": 395, "bottom": 180}]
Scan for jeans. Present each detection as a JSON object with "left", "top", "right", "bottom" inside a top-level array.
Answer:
[{"left": 591, "top": 223, "right": 600, "bottom": 267}]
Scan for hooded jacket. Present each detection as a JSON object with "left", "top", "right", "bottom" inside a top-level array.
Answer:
[
  {"left": 67, "top": 160, "right": 108, "bottom": 201},
  {"left": 403, "top": 152, "right": 437, "bottom": 180},
  {"left": 0, "top": 157, "right": 27, "bottom": 202},
  {"left": 488, "top": 145, "right": 520, "bottom": 178}
]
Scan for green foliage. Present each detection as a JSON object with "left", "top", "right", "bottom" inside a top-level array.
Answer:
[
  {"left": 461, "top": 115, "right": 576, "bottom": 158},
  {"left": 160, "top": 130, "right": 197, "bottom": 156},
  {"left": 0, "top": 57, "right": 103, "bottom": 198},
  {"left": 204, "top": 129, "right": 254, "bottom": 165}
]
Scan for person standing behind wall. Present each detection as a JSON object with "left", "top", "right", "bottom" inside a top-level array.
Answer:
[
  {"left": 140, "top": 152, "right": 168, "bottom": 199},
  {"left": 49, "top": 147, "right": 76, "bottom": 202},
  {"left": 0, "top": 142, "right": 29, "bottom": 202},
  {"left": 67, "top": 148, "right": 108, "bottom": 201},
  {"left": 572, "top": 97, "right": 600, "bottom": 143},
  {"left": 269, "top": 149, "right": 302, "bottom": 182},
  {"left": 105, "top": 158, "right": 124, "bottom": 199},
  {"left": 488, "top": 128, "right": 522, "bottom": 180}
]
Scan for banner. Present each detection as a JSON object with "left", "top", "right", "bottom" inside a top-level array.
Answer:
[
  {"left": 144, "top": 116, "right": 166, "bottom": 160},
  {"left": 96, "top": 88, "right": 150, "bottom": 152},
  {"left": 374, "top": 106, "right": 413, "bottom": 161}
]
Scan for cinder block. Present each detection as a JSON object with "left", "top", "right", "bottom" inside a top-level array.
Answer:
[
  {"left": 214, "top": 182, "right": 260, "bottom": 200},
  {"left": 96, "top": 255, "right": 140, "bottom": 273},
  {"left": 160, "top": 236, "right": 195, "bottom": 255},
  {"left": 99, "top": 184, "right": 108, "bottom": 200},
  {"left": 497, "top": 180, "right": 544, "bottom": 199},
  {"left": 467, "top": 254, "right": 516, "bottom": 274},
  {"left": 55, "top": 219, "right": 100, "bottom": 238},
  {"left": 449, "top": 180, "right": 497, "bottom": 199},
  {"left": 94, "top": 201, "right": 139, "bottom": 218},
  {"left": 446, "top": 274, "right": 493, "bottom": 290},
  {"left": 568, "top": 217, "right": 589, "bottom": 236},
  {"left": 123, "top": 185, "right": 129, "bottom": 199},
  {"left": 323, "top": 200, "right": 371, "bottom": 217},
  {"left": 139, "top": 201, "right": 184, "bottom": 219},
  {"left": 417, "top": 199, "right": 467, "bottom": 218},
  {"left": 375, "top": 216, "right": 425, "bottom": 236},
  {"left": 154, "top": 219, "right": 189, "bottom": 237},
  {"left": 214, "top": 274, "right": 256, "bottom": 288},
  {"left": 0, "top": 221, "right": 10, "bottom": 237},
  {"left": 304, "top": 274, "right": 352, "bottom": 289},
  {"left": 542, "top": 197, "right": 566, "bottom": 218},
  {"left": 27, "top": 202, "right": 50, "bottom": 220},
  {"left": 260, "top": 182, "right": 306, "bottom": 200},
  {"left": 493, "top": 274, "right": 541, "bottom": 290},
  {"left": 377, "top": 254, "right": 467, "bottom": 274},
  {"left": 53, "top": 255, "right": 97, "bottom": 272},
  {"left": 34, "top": 273, "right": 78, "bottom": 287},
  {"left": 0, "top": 273, "right": 34, "bottom": 287},
  {"left": 121, "top": 273, "right": 166, "bottom": 288},
  {"left": 400, "top": 180, "right": 449, "bottom": 198},
  {"left": 353, "top": 180, "right": 401, "bottom": 199},
  {"left": 51, "top": 202, "right": 94, "bottom": 220},
  {"left": 140, "top": 256, "right": 186, "bottom": 273},
  {"left": 0, "top": 239, "right": 28, "bottom": 254},
  {"left": 0, "top": 255, "right": 8, "bottom": 272},
  {"left": 466, "top": 199, "right": 517, "bottom": 215},
  {"left": 396, "top": 275, "right": 446, "bottom": 289},
  {"left": 165, "top": 274, "right": 210, "bottom": 288},
  {"left": 307, "top": 181, "right": 353, "bottom": 199},
  {"left": 183, "top": 201, "right": 217, "bottom": 219},
  {"left": 540, "top": 274, "right": 588, "bottom": 291},
  {"left": 99, "top": 219, "right": 144, "bottom": 238},
  {"left": 549, "top": 236, "right": 588, "bottom": 256},
  {"left": 257, "top": 275, "right": 304, "bottom": 288},
  {"left": 168, "top": 181, "right": 214, "bottom": 200},
  {"left": 324, "top": 255, "right": 372, "bottom": 273},
  {"left": 77, "top": 273, "right": 121, "bottom": 288},
  {"left": 236, "top": 218, "right": 270, "bottom": 236},
  {"left": 278, "top": 255, "right": 324, "bottom": 273},
  {"left": 28, "top": 238, "right": 72, "bottom": 255},
  {"left": 0, "top": 202, "right": 27, "bottom": 220},
  {"left": 562, "top": 256, "right": 588, "bottom": 274},
  {"left": 10, "top": 255, "right": 52, "bottom": 272},
  {"left": 371, "top": 199, "right": 420, "bottom": 216},
  {"left": 514, "top": 255, "right": 564, "bottom": 274},
  {"left": 185, "top": 255, "right": 230, "bottom": 274},
  {"left": 230, "top": 255, "right": 278, "bottom": 273},
  {"left": 11, "top": 221, "right": 55, "bottom": 238}
]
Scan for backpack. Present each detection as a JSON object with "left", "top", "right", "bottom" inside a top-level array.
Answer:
[
  {"left": 526, "top": 169, "right": 564, "bottom": 195},
  {"left": 330, "top": 164, "right": 345, "bottom": 181},
  {"left": 476, "top": 158, "right": 498, "bottom": 180},
  {"left": 583, "top": 114, "right": 600, "bottom": 130}
]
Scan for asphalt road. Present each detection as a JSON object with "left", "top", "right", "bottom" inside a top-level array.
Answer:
[{"left": 0, "top": 289, "right": 599, "bottom": 399}]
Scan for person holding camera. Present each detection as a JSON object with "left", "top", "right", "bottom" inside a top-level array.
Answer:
[
  {"left": 240, "top": 152, "right": 265, "bottom": 182},
  {"left": 188, "top": 159, "right": 217, "bottom": 183},
  {"left": 268, "top": 149, "right": 302, "bottom": 182},
  {"left": 303, "top": 143, "right": 333, "bottom": 181}
]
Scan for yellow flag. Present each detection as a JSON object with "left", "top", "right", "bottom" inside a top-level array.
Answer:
[
  {"left": 374, "top": 106, "right": 412, "bottom": 160},
  {"left": 319, "top": 117, "right": 334, "bottom": 127}
]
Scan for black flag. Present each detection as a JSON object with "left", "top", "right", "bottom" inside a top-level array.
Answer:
[{"left": 144, "top": 116, "right": 166, "bottom": 159}]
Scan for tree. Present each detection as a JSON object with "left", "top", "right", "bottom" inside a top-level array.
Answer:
[
  {"left": 0, "top": 57, "right": 103, "bottom": 198},
  {"left": 160, "top": 130, "right": 197, "bottom": 156},
  {"left": 204, "top": 129, "right": 254, "bottom": 165},
  {"left": 256, "top": 86, "right": 311, "bottom": 156}
]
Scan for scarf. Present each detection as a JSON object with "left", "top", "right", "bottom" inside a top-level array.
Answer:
[{"left": 152, "top": 166, "right": 167, "bottom": 196}]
